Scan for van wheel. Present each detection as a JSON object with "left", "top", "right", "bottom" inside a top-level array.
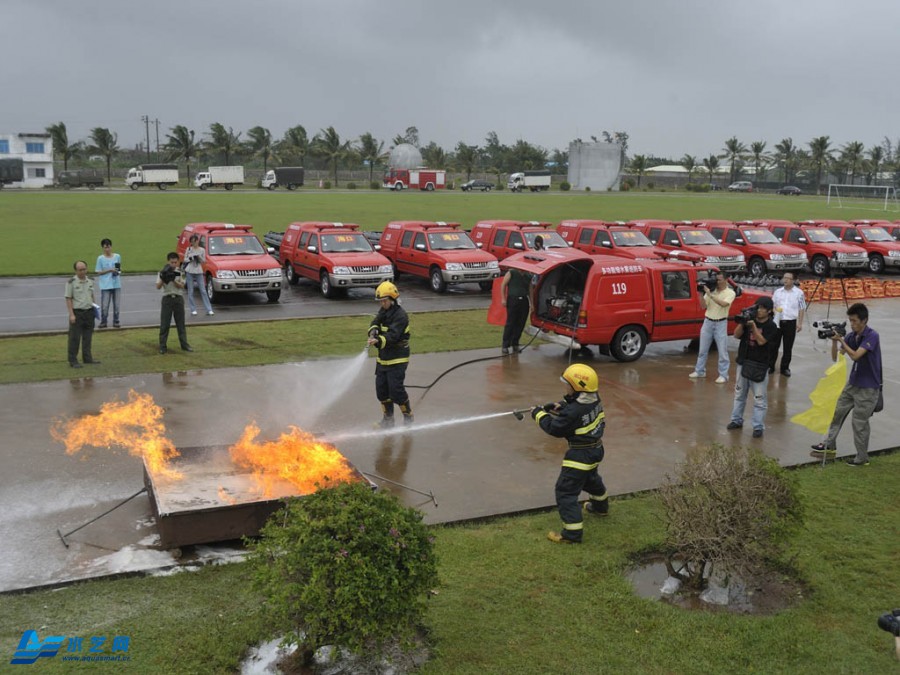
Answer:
[
  {"left": 610, "top": 325, "right": 647, "bottom": 362},
  {"left": 266, "top": 289, "right": 281, "bottom": 302},
  {"left": 478, "top": 280, "right": 494, "bottom": 292},
  {"left": 425, "top": 184, "right": 434, "bottom": 191},
  {"left": 430, "top": 267, "right": 447, "bottom": 293},
  {"left": 267, "top": 184, "right": 276, "bottom": 191},
  {"left": 320, "top": 271, "right": 337, "bottom": 298},
  {"left": 88, "top": 184, "right": 96, "bottom": 190},
  {"left": 811, "top": 254, "right": 829, "bottom": 277},
  {"left": 748, "top": 257, "right": 766, "bottom": 277},
  {"left": 287, "top": 183, "right": 296, "bottom": 190},
  {"left": 199, "top": 184, "right": 208, "bottom": 191},
  {"left": 130, "top": 183, "right": 139, "bottom": 190},
  {"left": 205, "top": 275, "right": 217, "bottom": 303},
  {"left": 868, "top": 253, "right": 885, "bottom": 274},
  {"left": 225, "top": 184, "right": 234, "bottom": 191},
  {"left": 285, "top": 263, "right": 299, "bottom": 285}
]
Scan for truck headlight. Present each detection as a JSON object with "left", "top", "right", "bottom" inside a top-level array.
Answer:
[
  {"left": 267, "top": 268, "right": 283, "bottom": 277},
  {"left": 378, "top": 264, "right": 394, "bottom": 274},
  {"left": 332, "top": 266, "right": 352, "bottom": 275},
  {"left": 736, "top": 255, "right": 745, "bottom": 262},
  {"left": 769, "top": 254, "right": 785, "bottom": 261},
  {"left": 216, "top": 270, "right": 236, "bottom": 279},
  {"left": 705, "top": 256, "right": 721, "bottom": 263},
  {"left": 445, "top": 263, "right": 464, "bottom": 271},
  {"left": 889, "top": 250, "right": 900, "bottom": 258},
  {"left": 487, "top": 260, "right": 500, "bottom": 269}
]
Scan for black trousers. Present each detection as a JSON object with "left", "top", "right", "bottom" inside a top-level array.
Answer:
[
  {"left": 67, "top": 308, "right": 95, "bottom": 364},
  {"left": 502, "top": 296, "right": 530, "bottom": 349},
  {"left": 555, "top": 444, "right": 606, "bottom": 542},
  {"left": 160, "top": 295, "right": 189, "bottom": 348},
  {"left": 769, "top": 319, "right": 797, "bottom": 372},
  {"left": 375, "top": 363, "right": 409, "bottom": 415}
]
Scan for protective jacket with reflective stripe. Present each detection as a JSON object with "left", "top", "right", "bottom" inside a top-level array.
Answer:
[
  {"left": 534, "top": 392, "right": 604, "bottom": 450},
  {"left": 369, "top": 303, "right": 410, "bottom": 366}
]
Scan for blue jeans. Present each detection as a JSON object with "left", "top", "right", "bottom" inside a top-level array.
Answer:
[
  {"left": 694, "top": 318, "right": 730, "bottom": 379},
  {"left": 730, "top": 364, "right": 769, "bottom": 430},
  {"left": 100, "top": 288, "right": 120, "bottom": 325},
  {"left": 186, "top": 273, "right": 212, "bottom": 313}
]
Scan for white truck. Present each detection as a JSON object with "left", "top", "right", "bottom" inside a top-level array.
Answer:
[
  {"left": 260, "top": 167, "right": 305, "bottom": 190},
  {"left": 194, "top": 165, "right": 244, "bottom": 191},
  {"left": 507, "top": 170, "right": 551, "bottom": 193},
  {"left": 125, "top": 164, "right": 179, "bottom": 191}
]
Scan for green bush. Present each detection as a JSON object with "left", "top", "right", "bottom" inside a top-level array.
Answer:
[
  {"left": 622, "top": 178, "right": 635, "bottom": 191},
  {"left": 446, "top": 180, "right": 455, "bottom": 190},
  {"left": 369, "top": 180, "right": 381, "bottom": 190},
  {"left": 559, "top": 181, "right": 571, "bottom": 191},
  {"left": 323, "top": 180, "right": 332, "bottom": 189},
  {"left": 584, "top": 186, "right": 591, "bottom": 192},
  {"left": 347, "top": 182, "right": 357, "bottom": 190},
  {"left": 248, "top": 481, "right": 439, "bottom": 667},
  {"left": 647, "top": 181, "right": 655, "bottom": 190}
]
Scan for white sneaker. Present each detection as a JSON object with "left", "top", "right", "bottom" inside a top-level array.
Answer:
[
  {"left": 191, "top": 310, "right": 198, "bottom": 316},
  {"left": 715, "top": 376, "right": 727, "bottom": 384},
  {"left": 207, "top": 310, "right": 215, "bottom": 316},
  {"left": 688, "top": 372, "right": 702, "bottom": 379}
]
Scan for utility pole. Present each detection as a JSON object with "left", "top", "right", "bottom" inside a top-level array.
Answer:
[
  {"left": 141, "top": 115, "right": 150, "bottom": 162},
  {"left": 153, "top": 119, "right": 160, "bottom": 162}
]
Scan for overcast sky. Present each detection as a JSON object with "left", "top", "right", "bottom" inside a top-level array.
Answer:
[{"left": 5, "top": 0, "right": 898, "bottom": 160}]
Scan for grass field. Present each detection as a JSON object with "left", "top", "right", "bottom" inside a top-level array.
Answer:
[{"left": 2, "top": 189, "right": 898, "bottom": 275}]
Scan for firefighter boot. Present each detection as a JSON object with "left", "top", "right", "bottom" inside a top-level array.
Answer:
[
  {"left": 376, "top": 400, "right": 395, "bottom": 429},
  {"left": 547, "top": 531, "right": 580, "bottom": 544},
  {"left": 399, "top": 401, "right": 414, "bottom": 427},
  {"left": 583, "top": 493, "right": 609, "bottom": 516}
]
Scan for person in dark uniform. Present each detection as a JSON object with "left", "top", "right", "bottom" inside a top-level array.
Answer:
[
  {"left": 532, "top": 364, "right": 609, "bottom": 544},
  {"left": 368, "top": 281, "right": 413, "bottom": 428},
  {"left": 156, "top": 252, "right": 192, "bottom": 354},
  {"left": 64, "top": 260, "right": 100, "bottom": 368},
  {"left": 500, "top": 267, "right": 531, "bottom": 355}
]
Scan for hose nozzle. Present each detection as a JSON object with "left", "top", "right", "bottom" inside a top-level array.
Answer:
[{"left": 512, "top": 408, "right": 532, "bottom": 421}]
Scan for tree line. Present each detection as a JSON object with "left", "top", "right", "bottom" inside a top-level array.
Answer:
[{"left": 43, "top": 123, "right": 571, "bottom": 186}]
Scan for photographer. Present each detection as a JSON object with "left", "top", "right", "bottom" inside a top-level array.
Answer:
[
  {"left": 727, "top": 297, "right": 779, "bottom": 438},
  {"left": 817, "top": 303, "right": 882, "bottom": 466},
  {"left": 183, "top": 234, "right": 214, "bottom": 317},
  {"left": 95, "top": 238, "right": 122, "bottom": 328},
  {"left": 689, "top": 271, "right": 735, "bottom": 384},
  {"left": 156, "top": 252, "right": 192, "bottom": 354}
]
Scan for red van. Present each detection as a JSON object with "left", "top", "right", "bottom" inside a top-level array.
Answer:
[
  {"left": 469, "top": 220, "right": 568, "bottom": 260},
  {"left": 632, "top": 221, "right": 746, "bottom": 272},
  {"left": 557, "top": 220, "right": 669, "bottom": 260},
  {"left": 707, "top": 221, "right": 808, "bottom": 277},
  {"left": 765, "top": 222, "right": 867, "bottom": 276}
]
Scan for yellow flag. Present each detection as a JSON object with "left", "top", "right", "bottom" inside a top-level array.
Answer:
[{"left": 790, "top": 357, "right": 848, "bottom": 434}]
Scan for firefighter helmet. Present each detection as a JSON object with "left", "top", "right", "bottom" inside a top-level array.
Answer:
[
  {"left": 561, "top": 364, "right": 599, "bottom": 393},
  {"left": 375, "top": 281, "right": 399, "bottom": 300}
]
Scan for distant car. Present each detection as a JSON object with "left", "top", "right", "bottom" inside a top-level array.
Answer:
[
  {"left": 777, "top": 185, "right": 802, "bottom": 196},
  {"left": 461, "top": 179, "right": 494, "bottom": 192},
  {"left": 727, "top": 181, "right": 753, "bottom": 192}
]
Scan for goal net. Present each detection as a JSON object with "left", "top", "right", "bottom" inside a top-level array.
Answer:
[{"left": 826, "top": 184, "right": 899, "bottom": 212}]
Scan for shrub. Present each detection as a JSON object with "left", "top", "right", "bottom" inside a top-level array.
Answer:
[
  {"left": 347, "top": 182, "right": 357, "bottom": 190},
  {"left": 248, "top": 481, "right": 439, "bottom": 668},
  {"left": 559, "top": 181, "right": 571, "bottom": 191},
  {"left": 370, "top": 181, "right": 381, "bottom": 190},
  {"left": 584, "top": 186, "right": 591, "bottom": 192},
  {"left": 647, "top": 181, "right": 655, "bottom": 190},
  {"left": 446, "top": 180, "right": 455, "bottom": 190},
  {"left": 322, "top": 180, "right": 332, "bottom": 189},
  {"left": 622, "top": 178, "right": 636, "bottom": 191},
  {"left": 657, "top": 444, "right": 804, "bottom": 590}
]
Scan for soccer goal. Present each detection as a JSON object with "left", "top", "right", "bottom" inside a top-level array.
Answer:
[{"left": 826, "top": 184, "right": 899, "bottom": 212}]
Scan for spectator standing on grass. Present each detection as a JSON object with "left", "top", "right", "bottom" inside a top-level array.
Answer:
[
  {"left": 65, "top": 261, "right": 100, "bottom": 368},
  {"left": 689, "top": 272, "right": 736, "bottom": 383},
  {"left": 770, "top": 272, "right": 805, "bottom": 376},
  {"left": 183, "top": 234, "right": 214, "bottom": 316},
  {"left": 95, "top": 238, "right": 122, "bottom": 328}
]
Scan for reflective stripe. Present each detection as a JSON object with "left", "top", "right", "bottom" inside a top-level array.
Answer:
[
  {"left": 562, "top": 460, "right": 600, "bottom": 471},
  {"left": 533, "top": 410, "right": 548, "bottom": 424},
  {"left": 589, "top": 492, "right": 608, "bottom": 501},
  {"left": 574, "top": 411, "right": 605, "bottom": 435},
  {"left": 376, "top": 356, "right": 410, "bottom": 366},
  {"left": 562, "top": 521, "right": 583, "bottom": 531},
  {"left": 378, "top": 335, "right": 387, "bottom": 349}
]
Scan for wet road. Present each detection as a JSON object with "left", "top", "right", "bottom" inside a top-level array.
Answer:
[{"left": 0, "top": 273, "right": 492, "bottom": 335}]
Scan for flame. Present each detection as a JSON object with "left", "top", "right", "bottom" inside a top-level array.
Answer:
[
  {"left": 229, "top": 422, "right": 359, "bottom": 497},
  {"left": 51, "top": 390, "right": 181, "bottom": 479},
  {"left": 217, "top": 487, "right": 238, "bottom": 505}
]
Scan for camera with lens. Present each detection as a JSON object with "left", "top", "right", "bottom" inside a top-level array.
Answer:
[
  {"left": 159, "top": 264, "right": 181, "bottom": 284},
  {"left": 113, "top": 261, "right": 121, "bottom": 275},
  {"left": 812, "top": 320, "right": 847, "bottom": 339},
  {"left": 190, "top": 255, "right": 200, "bottom": 264},
  {"left": 734, "top": 306, "right": 757, "bottom": 325},
  {"left": 696, "top": 271, "right": 718, "bottom": 294},
  {"left": 878, "top": 609, "right": 900, "bottom": 637}
]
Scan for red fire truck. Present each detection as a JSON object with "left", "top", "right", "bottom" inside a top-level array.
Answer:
[{"left": 383, "top": 168, "right": 446, "bottom": 191}]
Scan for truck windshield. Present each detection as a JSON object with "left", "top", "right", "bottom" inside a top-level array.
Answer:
[
  {"left": 427, "top": 232, "right": 476, "bottom": 250},
  {"left": 321, "top": 233, "right": 372, "bottom": 252},
  {"left": 680, "top": 230, "right": 720, "bottom": 245},
  {"left": 804, "top": 229, "right": 840, "bottom": 243},
  {"left": 611, "top": 230, "right": 652, "bottom": 247},
  {"left": 525, "top": 232, "right": 567, "bottom": 248},
  {"left": 208, "top": 235, "right": 265, "bottom": 255},
  {"left": 742, "top": 229, "right": 780, "bottom": 244},
  {"left": 860, "top": 227, "right": 893, "bottom": 242}
]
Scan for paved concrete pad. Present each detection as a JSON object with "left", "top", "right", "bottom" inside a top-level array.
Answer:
[{"left": 0, "top": 300, "right": 896, "bottom": 592}]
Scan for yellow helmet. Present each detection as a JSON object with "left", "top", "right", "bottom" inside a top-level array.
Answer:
[
  {"left": 375, "top": 281, "right": 399, "bottom": 300},
  {"left": 561, "top": 364, "right": 599, "bottom": 393}
]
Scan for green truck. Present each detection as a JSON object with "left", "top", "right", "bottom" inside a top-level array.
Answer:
[
  {"left": 56, "top": 170, "right": 104, "bottom": 189},
  {"left": 0, "top": 158, "right": 24, "bottom": 188}
]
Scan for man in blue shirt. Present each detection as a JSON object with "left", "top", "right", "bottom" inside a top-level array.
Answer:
[{"left": 820, "top": 303, "right": 882, "bottom": 466}]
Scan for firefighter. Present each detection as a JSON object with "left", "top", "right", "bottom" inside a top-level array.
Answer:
[
  {"left": 532, "top": 363, "right": 608, "bottom": 544},
  {"left": 367, "top": 281, "right": 413, "bottom": 428}
]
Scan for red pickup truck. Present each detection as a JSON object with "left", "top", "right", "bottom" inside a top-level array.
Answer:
[
  {"left": 469, "top": 220, "right": 568, "bottom": 260},
  {"left": 766, "top": 221, "right": 868, "bottom": 276},
  {"left": 557, "top": 219, "right": 669, "bottom": 260},
  {"left": 632, "top": 221, "right": 746, "bottom": 272},
  {"left": 706, "top": 221, "right": 808, "bottom": 277},
  {"left": 273, "top": 222, "right": 394, "bottom": 298},
  {"left": 378, "top": 221, "right": 501, "bottom": 292},
  {"left": 830, "top": 221, "right": 900, "bottom": 273}
]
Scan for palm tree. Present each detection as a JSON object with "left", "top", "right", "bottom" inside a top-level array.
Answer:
[
  {"left": 867, "top": 145, "right": 885, "bottom": 185},
  {"left": 280, "top": 125, "right": 309, "bottom": 168},
  {"left": 629, "top": 154, "right": 649, "bottom": 187},
  {"left": 88, "top": 127, "right": 119, "bottom": 182},
  {"left": 808, "top": 136, "right": 832, "bottom": 195},
  {"left": 246, "top": 126, "right": 277, "bottom": 174},
  {"left": 680, "top": 154, "right": 698, "bottom": 183},
  {"left": 421, "top": 142, "right": 448, "bottom": 169},
  {"left": 357, "top": 132, "right": 384, "bottom": 183},
  {"left": 702, "top": 154, "right": 720, "bottom": 187},
  {"left": 45, "top": 122, "right": 81, "bottom": 170},
  {"left": 840, "top": 141, "right": 865, "bottom": 184},
  {"left": 392, "top": 126, "right": 419, "bottom": 147},
  {"left": 312, "top": 126, "right": 351, "bottom": 186},
  {"left": 722, "top": 136, "right": 747, "bottom": 184},
  {"left": 205, "top": 123, "right": 241, "bottom": 166},
  {"left": 749, "top": 141, "right": 769, "bottom": 184},
  {"left": 164, "top": 125, "right": 199, "bottom": 185},
  {"left": 774, "top": 138, "right": 798, "bottom": 185},
  {"left": 455, "top": 142, "right": 479, "bottom": 180}
]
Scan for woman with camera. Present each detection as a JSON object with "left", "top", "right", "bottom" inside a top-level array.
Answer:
[
  {"left": 95, "top": 238, "right": 122, "bottom": 328},
  {"left": 183, "top": 234, "right": 214, "bottom": 316}
]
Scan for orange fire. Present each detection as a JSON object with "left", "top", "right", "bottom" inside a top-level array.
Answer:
[
  {"left": 51, "top": 390, "right": 182, "bottom": 479},
  {"left": 229, "top": 422, "right": 359, "bottom": 497}
]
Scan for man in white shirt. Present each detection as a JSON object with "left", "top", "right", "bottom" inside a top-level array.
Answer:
[{"left": 769, "top": 272, "right": 806, "bottom": 377}]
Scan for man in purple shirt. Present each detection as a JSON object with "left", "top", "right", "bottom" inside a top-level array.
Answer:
[{"left": 820, "top": 303, "right": 882, "bottom": 466}]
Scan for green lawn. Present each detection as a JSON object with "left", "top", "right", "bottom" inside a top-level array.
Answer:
[{"left": 2, "top": 189, "right": 896, "bottom": 275}]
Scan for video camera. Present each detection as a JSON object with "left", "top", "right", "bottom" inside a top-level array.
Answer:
[
  {"left": 159, "top": 264, "right": 181, "bottom": 284},
  {"left": 696, "top": 271, "right": 718, "bottom": 294},
  {"left": 734, "top": 306, "right": 757, "bottom": 325},
  {"left": 812, "top": 320, "right": 847, "bottom": 339}
]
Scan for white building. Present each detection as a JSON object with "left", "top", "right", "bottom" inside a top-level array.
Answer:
[{"left": 0, "top": 132, "right": 54, "bottom": 188}]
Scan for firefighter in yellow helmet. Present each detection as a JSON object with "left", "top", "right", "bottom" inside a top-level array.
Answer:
[
  {"left": 367, "top": 281, "right": 413, "bottom": 427},
  {"left": 532, "top": 363, "right": 608, "bottom": 543}
]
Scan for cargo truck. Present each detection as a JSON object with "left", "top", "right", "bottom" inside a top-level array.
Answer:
[
  {"left": 0, "top": 158, "right": 24, "bottom": 188},
  {"left": 507, "top": 170, "right": 551, "bottom": 192},
  {"left": 260, "top": 167, "right": 304, "bottom": 190},
  {"left": 194, "top": 166, "right": 244, "bottom": 190},
  {"left": 56, "top": 170, "right": 104, "bottom": 190},
  {"left": 125, "top": 164, "right": 179, "bottom": 190}
]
